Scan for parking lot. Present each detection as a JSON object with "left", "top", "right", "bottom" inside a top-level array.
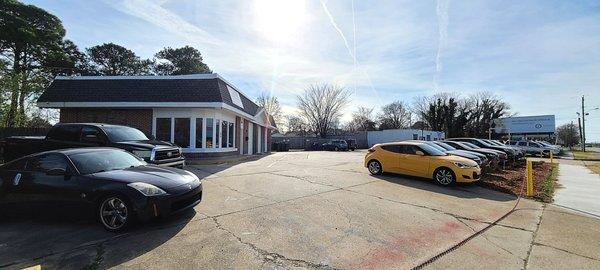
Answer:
[{"left": 2, "top": 150, "right": 598, "bottom": 269}]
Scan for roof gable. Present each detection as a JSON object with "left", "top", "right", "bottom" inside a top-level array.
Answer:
[{"left": 37, "top": 74, "right": 260, "bottom": 116}]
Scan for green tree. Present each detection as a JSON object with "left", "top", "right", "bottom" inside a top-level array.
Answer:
[
  {"left": 0, "top": 0, "right": 66, "bottom": 127},
  {"left": 41, "top": 40, "right": 93, "bottom": 76},
  {"left": 154, "top": 46, "right": 211, "bottom": 75},
  {"left": 87, "top": 43, "right": 153, "bottom": 75}
]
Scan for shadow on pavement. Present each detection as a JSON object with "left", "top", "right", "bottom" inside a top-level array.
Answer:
[
  {"left": 372, "top": 172, "right": 516, "bottom": 202},
  {"left": 0, "top": 202, "right": 196, "bottom": 269}
]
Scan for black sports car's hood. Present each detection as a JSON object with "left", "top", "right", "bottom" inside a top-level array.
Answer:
[
  {"left": 90, "top": 165, "right": 197, "bottom": 189},
  {"left": 114, "top": 140, "right": 177, "bottom": 150}
]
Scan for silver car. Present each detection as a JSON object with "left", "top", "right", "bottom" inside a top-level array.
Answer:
[{"left": 507, "top": 140, "right": 554, "bottom": 156}]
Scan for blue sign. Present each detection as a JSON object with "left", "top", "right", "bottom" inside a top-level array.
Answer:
[{"left": 494, "top": 115, "right": 555, "bottom": 134}]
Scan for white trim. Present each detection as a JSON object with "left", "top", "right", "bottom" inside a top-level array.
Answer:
[
  {"left": 39, "top": 101, "right": 267, "bottom": 125},
  {"left": 182, "top": 148, "right": 238, "bottom": 153}
]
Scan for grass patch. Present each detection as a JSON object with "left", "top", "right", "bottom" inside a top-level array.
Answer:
[
  {"left": 587, "top": 164, "right": 600, "bottom": 175},
  {"left": 538, "top": 163, "right": 559, "bottom": 203},
  {"left": 572, "top": 150, "right": 600, "bottom": 161}
]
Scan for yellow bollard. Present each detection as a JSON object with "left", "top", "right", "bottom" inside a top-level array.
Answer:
[
  {"left": 550, "top": 152, "right": 553, "bottom": 163},
  {"left": 526, "top": 159, "right": 534, "bottom": 196}
]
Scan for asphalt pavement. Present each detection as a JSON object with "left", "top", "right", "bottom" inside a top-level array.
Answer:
[{"left": 1, "top": 151, "right": 599, "bottom": 269}]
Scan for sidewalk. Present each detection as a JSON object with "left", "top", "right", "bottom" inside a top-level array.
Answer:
[{"left": 554, "top": 162, "right": 600, "bottom": 217}]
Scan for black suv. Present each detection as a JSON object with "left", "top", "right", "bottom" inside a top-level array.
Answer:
[
  {"left": 322, "top": 140, "right": 349, "bottom": 151},
  {"left": 0, "top": 123, "right": 185, "bottom": 167}
]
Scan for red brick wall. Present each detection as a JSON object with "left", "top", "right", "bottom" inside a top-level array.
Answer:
[{"left": 60, "top": 108, "right": 153, "bottom": 136}]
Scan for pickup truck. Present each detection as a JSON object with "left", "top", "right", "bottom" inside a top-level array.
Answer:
[{"left": 0, "top": 123, "right": 185, "bottom": 168}]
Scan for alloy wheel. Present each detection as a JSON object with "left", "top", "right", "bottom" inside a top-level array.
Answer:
[
  {"left": 368, "top": 161, "right": 382, "bottom": 175},
  {"left": 435, "top": 169, "right": 454, "bottom": 186},
  {"left": 100, "top": 197, "right": 129, "bottom": 231}
]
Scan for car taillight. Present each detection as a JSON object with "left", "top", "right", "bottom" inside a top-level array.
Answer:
[{"left": 368, "top": 148, "right": 376, "bottom": 153}]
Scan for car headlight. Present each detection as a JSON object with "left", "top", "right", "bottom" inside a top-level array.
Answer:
[
  {"left": 453, "top": 161, "right": 473, "bottom": 169},
  {"left": 132, "top": 150, "right": 151, "bottom": 159},
  {"left": 128, "top": 182, "right": 167, "bottom": 196}
]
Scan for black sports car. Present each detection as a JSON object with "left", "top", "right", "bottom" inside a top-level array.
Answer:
[{"left": 0, "top": 148, "right": 202, "bottom": 232}]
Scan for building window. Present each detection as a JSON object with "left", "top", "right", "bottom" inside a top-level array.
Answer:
[
  {"left": 228, "top": 122, "right": 234, "bottom": 147},
  {"left": 215, "top": 119, "right": 221, "bottom": 148},
  {"left": 221, "top": 121, "right": 228, "bottom": 148},
  {"left": 195, "top": 118, "right": 203, "bottom": 149},
  {"left": 174, "top": 118, "right": 190, "bottom": 148},
  {"left": 206, "top": 118, "right": 213, "bottom": 148},
  {"left": 156, "top": 118, "right": 171, "bottom": 142}
]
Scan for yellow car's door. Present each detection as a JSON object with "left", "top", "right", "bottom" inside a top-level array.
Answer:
[
  {"left": 378, "top": 145, "right": 401, "bottom": 173},
  {"left": 398, "top": 145, "right": 431, "bottom": 177}
]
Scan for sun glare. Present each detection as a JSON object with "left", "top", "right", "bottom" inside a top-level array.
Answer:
[{"left": 253, "top": 0, "right": 307, "bottom": 43}]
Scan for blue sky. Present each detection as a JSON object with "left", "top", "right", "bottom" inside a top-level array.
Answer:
[{"left": 24, "top": 0, "right": 600, "bottom": 141}]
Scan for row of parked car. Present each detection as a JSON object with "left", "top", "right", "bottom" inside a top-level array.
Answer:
[
  {"left": 364, "top": 137, "right": 550, "bottom": 186},
  {"left": 0, "top": 123, "right": 201, "bottom": 232}
]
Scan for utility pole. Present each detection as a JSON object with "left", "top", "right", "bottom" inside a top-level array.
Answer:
[
  {"left": 582, "top": 95, "right": 586, "bottom": 152},
  {"left": 577, "top": 116, "right": 583, "bottom": 146}
]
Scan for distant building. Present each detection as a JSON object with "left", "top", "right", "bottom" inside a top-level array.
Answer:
[
  {"left": 367, "top": 129, "right": 445, "bottom": 147},
  {"left": 493, "top": 115, "right": 555, "bottom": 140}
]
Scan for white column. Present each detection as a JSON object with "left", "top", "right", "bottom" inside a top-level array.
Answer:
[
  {"left": 264, "top": 127, "right": 268, "bottom": 152},
  {"left": 202, "top": 117, "right": 206, "bottom": 149},
  {"left": 248, "top": 123, "right": 253, "bottom": 155},
  {"left": 257, "top": 125, "right": 262, "bottom": 154},
  {"left": 190, "top": 117, "right": 196, "bottom": 149},
  {"left": 170, "top": 117, "right": 175, "bottom": 143}
]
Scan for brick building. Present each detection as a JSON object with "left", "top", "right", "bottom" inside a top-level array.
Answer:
[{"left": 37, "top": 74, "right": 276, "bottom": 159}]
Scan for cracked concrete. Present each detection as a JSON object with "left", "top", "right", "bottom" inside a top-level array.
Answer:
[{"left": 1, "top": 151, "right": 599, "bottom": 270}]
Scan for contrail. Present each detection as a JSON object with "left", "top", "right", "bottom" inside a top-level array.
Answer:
[
  {"left": 319, "top": 0, "right": 382, "bottom": 106},
  {"left": 435, "top": 0, "right": 450, "bottom": 89},
  {"left": 319, "top": 0, "right": 355, "bottom": 60},
  {"left": 351, "top": 0, "right": 357, "bottom": 96}
]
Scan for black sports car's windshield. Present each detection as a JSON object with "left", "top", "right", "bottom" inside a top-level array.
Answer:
[
  {"left": 103, "top": 126, "right": 149, "bottom": 142},
  {"left": 69, "top": 150, "right": 147, "bottom": 174},
  {"left": 419, "top": 144, "right": 447, "bottom": 156}
]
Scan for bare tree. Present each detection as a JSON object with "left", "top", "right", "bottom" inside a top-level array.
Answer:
[
  {"left": 256, "top": 92, "right": 283, "bottom": 128},
  {"left": 346, "top": 106, "right": 376, "bottom": 132},
  {"left": 378, "top": 101, "right": 412, "bottom": 130},
  {"left": 284, "top": 115, "right": 309, "bottom": 135},
  {"left": 297, "top": 84, "right": 351, "bottom": 138}
]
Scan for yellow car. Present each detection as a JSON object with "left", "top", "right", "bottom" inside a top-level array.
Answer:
[{"left": 364, "top": 141, "right": 481, "bottom": 186}]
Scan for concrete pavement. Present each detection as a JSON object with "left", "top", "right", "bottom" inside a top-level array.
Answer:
[
  {"left": 554, "top": 162, "right": 600, "bottom": 217},
  {"left": 1, "top": 151, "right": 599, "bottom": 269}
]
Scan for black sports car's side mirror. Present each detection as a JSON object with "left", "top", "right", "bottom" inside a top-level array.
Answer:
[{"left": 46, "top": 168, "right": 67, "bottom": 176}]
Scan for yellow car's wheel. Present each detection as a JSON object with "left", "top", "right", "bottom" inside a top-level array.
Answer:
[
  {"left": 434, "top": 167, "right": 455, "bottom": 186},
  {"left": 368, "top": 160, "right": 382, "bottom": 175}
]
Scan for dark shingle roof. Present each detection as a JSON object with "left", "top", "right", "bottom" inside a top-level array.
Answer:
[{"left": 38, "top": 74, "right": 260, "bottom": 116}]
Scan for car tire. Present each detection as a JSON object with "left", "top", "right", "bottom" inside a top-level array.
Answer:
[
  {"left": 434, "top": 167, "right": 456, "bottom": 186},
  {"left": 98, "top": 195, "right": 134, "bottom": 232},
  {"left": 367, "top": 160, "right": 383, "bottom": 175},
  {"left": 334, "top": 147, "right": 339, "bottom": 151}
]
